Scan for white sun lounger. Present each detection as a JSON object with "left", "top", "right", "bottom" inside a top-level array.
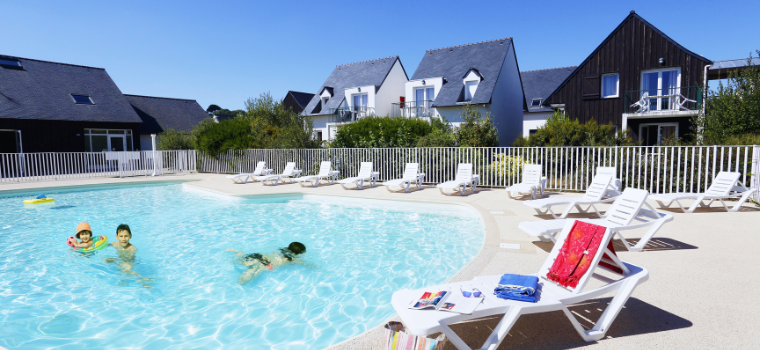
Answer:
[
  {"left": 338, "top": 162, "right": 377, "bottom": 190},
  {"left": 294, "top": 161, "right": 339, "bottom": 187},
  {"left": 648, "top": 171, "right": 756, "bottom": 213},
  {"left": 226, "top": 161, "right": 271, "bottom": 184},
  {"left": 253, "top": 162, "right": 302, "bottom": 186},
  {"left": 524, "top": 173, "right": 614, "bottom": 219},
  {"left": 391, "top": 220, "right": 648, "bottom": 350},
  {"left": 596, "top": 166, "right": 622, "bottom": 197},
  {"left": 505, "top": 164, "right": 545, "bottom": 199},
  {"left": 436, "top": 163, "right": 476, "bottom": 196},
  {"left": 384, "top": 163, "right": 425, "bottom": 193},
  {"left": 519, "top": 188, "right": 674, "bottom": 252}
]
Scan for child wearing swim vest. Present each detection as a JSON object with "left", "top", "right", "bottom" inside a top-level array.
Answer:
[
  {"left": 226, "top": 242, "right": 306, "bottom": 285},
  {"left": 70, "top": 222, "right": 94, "bottom": 248}
]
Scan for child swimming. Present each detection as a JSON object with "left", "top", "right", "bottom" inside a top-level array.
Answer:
[
  {"left": 104, "top": 224, "right": 152, "bottom": 288},
  {"left": 70, "top": 222, "right": 94, "bottom": 249},
  {"left": 226, "top": 242, "right": 306, "bottom": 285}
]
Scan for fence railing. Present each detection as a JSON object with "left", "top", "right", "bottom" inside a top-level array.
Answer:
[
  {"left": 624, "top": 86, "right": 702, "bottom": 114},
  {"left": 390, "top": 100, "right": 436, "bottom": 119},
  {"left": 0, "top": 150, "right": 196, "bottom": 182},
  {"left": 198, "top": 146, "right": 759, "bottom": 198}
]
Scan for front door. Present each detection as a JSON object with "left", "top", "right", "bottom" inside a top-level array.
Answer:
[
  {"left": 108, "top": 136, "right": 125, "bottom": 151},
  {"left": 0, "top": 130, "right": 20, "bottom": 153}
]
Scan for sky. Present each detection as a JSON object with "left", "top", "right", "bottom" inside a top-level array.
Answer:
[{"left": 2, "top": 0, "right": 757, "bottom": 111}]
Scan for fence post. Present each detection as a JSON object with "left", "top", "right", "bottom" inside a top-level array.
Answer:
[{"left": 752, "top": 145, "right": 760, "bottom": 202}]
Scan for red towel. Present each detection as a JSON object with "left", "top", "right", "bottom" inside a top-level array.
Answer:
[{"left": 547, "top": 221, "right": 615, "bottom": 288}]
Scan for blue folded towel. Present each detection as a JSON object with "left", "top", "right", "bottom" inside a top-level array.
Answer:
[
  {"left": 494, "top": 274, "right": 540, "bottom": 303},
  {"left": 36, "top": 194, "right": 47, "bottom": 199}
]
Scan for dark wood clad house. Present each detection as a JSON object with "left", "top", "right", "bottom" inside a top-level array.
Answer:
[
  {"left": 543, "top": 11, "right": 712, "bottom": 145},
  {"left": 0, "top": 55, "right": 143, "bottom": 153},
  {"left": 283, "top": 91, "right": 315, "bottom": 115}
]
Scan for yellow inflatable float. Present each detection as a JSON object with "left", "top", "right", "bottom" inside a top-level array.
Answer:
[{"left": 24, "top": 195, "right": 55, "bottom": 204}]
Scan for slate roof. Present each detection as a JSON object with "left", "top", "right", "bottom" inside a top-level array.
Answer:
[
  {"left": 286, "top": 91, "right": 315, "bottom": 109},
  {"left": 521, "top": 66, "right": 576, "bottom": 112},
  {"left": 411, "top": 38, "right": 513, "bottom": 107},
  {"left": 124, "top": 94, "right": 210, "bottom": 134},
  {"left": 303, "top": 56, "right": 405, "bottom": 115},
  {"left": 0, "top": 55, "right": 142, "bottom": 123},
  {"left": 544, "top": 11, "right": 711, "bottom": 104}
]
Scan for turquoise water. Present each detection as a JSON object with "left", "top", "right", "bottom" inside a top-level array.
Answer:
[{"left": 0, "top": 183, "right": 484, "bottom": 349}]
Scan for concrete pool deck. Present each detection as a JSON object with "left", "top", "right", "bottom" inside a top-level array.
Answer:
[{"left": 2, "top": 173, "right": 759, "bottom": 349}]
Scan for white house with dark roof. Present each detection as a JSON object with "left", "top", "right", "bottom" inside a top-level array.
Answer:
[
  {"left": 399, "top": 38, "right": 525, "bottom": 146},
  {"left": 302, "top": 56, "right": 408, "bottom": 141},
  {"left": 520, "top": 66, "right": 576, "bottom": 137}
]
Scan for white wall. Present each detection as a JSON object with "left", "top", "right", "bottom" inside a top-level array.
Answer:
[
  {"left": 522, "top": 111, "right": 552, "bottom": 137},
  {"left": 488, "top": 42, "right": 525, "bottom": 146},
  {"left": 436, "top": 105, "right": 490, "bottom": 128},
  {"left": 344, "top": 85, "right": 376, "bottom": 113},
  {"left": 405, "top": 77, "right": 443, "bottom": 117},
  {"left": 374, "top": 59, "right": 409, "bottom": 117}
]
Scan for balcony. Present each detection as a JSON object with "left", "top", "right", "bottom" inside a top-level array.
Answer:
[
  {"left": 624, "top": 86, "right": 702, "bottom": 116},
  {"left": 327, "top": 106, "right": 375, "bottom": 123},
  {"left": 390, "top": 100, "right": 436, "bottom": 119}
]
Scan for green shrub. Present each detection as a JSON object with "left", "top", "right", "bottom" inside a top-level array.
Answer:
[
  {"left": 490, "top": 154, "right": 525, "bottom": 179},
  {"left": 456, "top": 105, "right": 499, "bottom": 147},
  {"left": 156, "top": 129, "right": 193, "bottom": 150},
  {"left": 194, "top": 118, "right": 254, "bottom": 157},
  {"left": 330, "top": 116, "right": 434, "bottom": 148},
  {"left": 514, "top": 111, "right": 637, "bottom": 146}
]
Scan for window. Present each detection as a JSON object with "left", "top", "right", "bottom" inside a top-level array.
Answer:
[
  {"left": 639, "top": 123, "right": 678, "bottom": 146},
  {"left": 315, "top": 131, "right": 323, "bottom": 141},
  {"left": 641, "top": 68, "right": 681, "bottom": 110},
  {"left": 84, "top": 129, "right": 133, "bottom": 152},
  {"left": 414, "top": 87, "right": 435, "bottom": 108},
  {"left": 71, "top": 94, "right": 94, "bottom": 104},
  {"left": 531, "top": 98, "right": 542, "bottom": 107},
  {"left": 0, "top": 129, "right": 21, "bottom": 153},
  {"left": 529, "top": 129, "right": 537, "bottom": 135},
  {"left": 465, "top": 81, "right": 478, "bottom": 101},
  {"left": 352, "top": 94, "right": 368, "bottom": 111},
  {"left": 0, "top": 58, "right": 22, "bottom": 68},
  {"left": 601, "top": 73, "right": 619, "bottom": 98}
]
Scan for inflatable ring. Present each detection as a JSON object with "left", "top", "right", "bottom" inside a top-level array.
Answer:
[
  {"left": 68, "top": 235, "right": 109, "bottom": 253},
  {"left": 24, "top": 198, "right": 55, "bottom": 204}
]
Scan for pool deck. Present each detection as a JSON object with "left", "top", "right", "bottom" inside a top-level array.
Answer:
[{"left": 3, "top": 173, "right": 760, "bottom": 349}]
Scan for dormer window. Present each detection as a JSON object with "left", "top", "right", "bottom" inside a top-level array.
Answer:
[
  {"left": 320, "top": 87, "right": 333, "bottom": 109},
  {"left": 462, "top": 68, "right": 483, "bottom": 101},
  {"left": 0, "top": 58, "right": 22, "bottom": 68},
  {"left": 322, "top": 97, "right": 329, "bottom": 106},
  {"left": 531, "top": 98, "right": 542, "bottom": 107},
  {"left": 71, "top": 94, "right": 94, "bottom": 105}
]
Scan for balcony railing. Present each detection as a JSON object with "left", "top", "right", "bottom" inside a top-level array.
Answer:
[
  {"left": 390, "top": 100, "right": 436, "bottom": 119},
  {"left": 624, "top": 86, "right": 702, "bottom": 114},
  {"left": 328, "top": 106, "right": 375, "bottom": 123}
]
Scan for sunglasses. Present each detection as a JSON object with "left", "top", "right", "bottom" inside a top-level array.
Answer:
[{"left": 460, "top": 286, "right": 482, "bottom": 298}]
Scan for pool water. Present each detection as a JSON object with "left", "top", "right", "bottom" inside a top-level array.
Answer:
[{"left": 0, "top": 183, "right": 484, "bottom": 349}]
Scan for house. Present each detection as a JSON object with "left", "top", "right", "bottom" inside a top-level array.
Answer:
[
  {"left": 283, "top": 90, "right": 315, "bottom": 115},
  {"left": 0, "top": 55, "right": 142, "bottom": 153},
  {"left": 520, "top": 66, "right": 576, "bottom": 137},
  {"left": 124, "top": 95, "right": 211, "bottom": 150},
  {"left": 301, "top": 56, "right": 408, "bottom": 141},
  {"left": 542, "top": 11, "right": 717, "bottom": 145},
  {"left": 402, "top": 38, "right": 526, "bottom": 146}
]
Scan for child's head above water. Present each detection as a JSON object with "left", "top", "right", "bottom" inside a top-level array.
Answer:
[
  {"left": 76, "top": 222, "right": 92, "bottom": 240},
  {"left": 116, "top": 224, "right": 132, "bottom": 237},
  {"left": 286, "top": 242, "right": 306, "bottom": 255}
]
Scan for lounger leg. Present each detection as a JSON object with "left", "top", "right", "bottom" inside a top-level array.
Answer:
[
  {"left": 730, "top": 190, "right": 754, "bottom": 212},
  {"left": 534, "top": 208, "right": 548, "bottom": 215},
  {"left": 357, "top": 179, "right": 364, "bottom": 190},
  {"left": 655, "top": 200, "right": 671, "bottom": 209},
  {"left": 404, "top": 182, "right": 410, "bottom": 193},
  {"left": 312, "top": 179, "right": 318, "bottom": 188},
  {"left": 562, "top": 277, "right": 639, "bottom": 342},
  {"left": 685, "top": 196, "right": 705, "bottom": 213},
  {"left": 460, "top": 185, "right": 465, "bottom": 196},
  {"left": 480, "top": 306, "right": 523, "bottom": 350}
]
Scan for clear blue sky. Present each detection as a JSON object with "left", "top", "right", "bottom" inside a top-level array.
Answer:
[{"left": 2, "top": 0, "right": 757, "bottom": 111}]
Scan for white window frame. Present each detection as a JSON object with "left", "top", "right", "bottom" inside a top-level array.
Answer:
[
  {"left": 531, "top": 98, "right": 542, "bottom": 107},
  {"left": 464, "top": 80, "right": 479, "bottom": 101},
  {"left": 84, "top": 129, "right": 133, "bottom": 152},
  {"left": 640, "top": 67, "right": 682, "bottom": 110},
  {"left": 638, "top": 122, "right": 679, "bottom": 145},
  {"left": 601, "top": 73, "right": 619, "bottom": 98},
  {"left": 352, "top": 93, "right": 368, "bottom": 109}
]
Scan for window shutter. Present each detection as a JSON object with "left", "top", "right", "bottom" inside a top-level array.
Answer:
[{"left": 582, "top": 75, "right": 601, "bottom": 100}]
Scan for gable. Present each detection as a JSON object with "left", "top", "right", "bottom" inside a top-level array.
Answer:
[{"left": 545, "top": 12, "right": 711, "bottom": 106}]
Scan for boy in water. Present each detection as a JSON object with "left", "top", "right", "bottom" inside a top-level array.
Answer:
[
  {"left": 226, "top": 242, "right": 306, "bottom": 285},
  {"left": 70, "top": 222, "right": 94, "bottom": 248},
  {"left": 104, "top": 224, "right": 152, "bottom": 288}
]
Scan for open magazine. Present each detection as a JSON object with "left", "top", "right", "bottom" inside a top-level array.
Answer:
[{"left": 408, "top": 290, "right": 483, "bottom": 314}]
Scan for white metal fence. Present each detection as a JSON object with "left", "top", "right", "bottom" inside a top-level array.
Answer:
[
  {"left": 198, "top": 146, "right": 759, "bottom": 197},
  {"left": 0, "top": 150, "right": 196, "bottom": 182}
]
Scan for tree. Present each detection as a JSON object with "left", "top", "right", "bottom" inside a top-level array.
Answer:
[
  {"left": 695, "top": 51, "right": 760, "bottom": 144},
  {"left": 455, "top": 105, "right": 499, "bottom": 147},
  {"left": 156, "top": 129, "right": 193, "bottom": 150},
  {"left": 512, "top": 111, "right": 636, "bottom": 146},
  {"left": 206, "top": 104, "right": 221, "bottom": 114}
]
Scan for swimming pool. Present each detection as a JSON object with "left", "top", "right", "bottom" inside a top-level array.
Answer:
[{"left": 0, "top": 183, "right": 484, "bottom": 349}]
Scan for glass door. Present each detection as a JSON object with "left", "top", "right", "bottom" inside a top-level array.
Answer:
[
  {"left": 108, "top": 135, "right": 125, "bottom": 151},
  {"left": 641, "top": 69, "right": 680, "bottom": 111}
]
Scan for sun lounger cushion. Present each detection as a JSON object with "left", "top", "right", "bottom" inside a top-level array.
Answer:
[
  {"left": 547, "top": 221, "right": 607, "bottom": 288},
  {"left": 494, "top": 274, "right": 539, "bottom": 303}
]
